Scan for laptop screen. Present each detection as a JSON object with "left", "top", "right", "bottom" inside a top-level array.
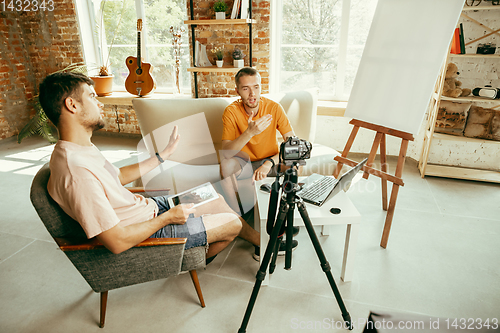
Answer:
[{"left": 323, "top": 158, "right": 368, "bottom": 204}]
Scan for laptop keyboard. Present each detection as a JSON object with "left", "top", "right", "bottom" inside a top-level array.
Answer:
[{"left": 299, "top": 176, "right": 338, "bottom": 201}]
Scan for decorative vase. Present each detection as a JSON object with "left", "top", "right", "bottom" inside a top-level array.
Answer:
[
  {"left": 233, "top": 59, "right": 244, "bottom": 68},
  {"left": 215, "top": 12, "right": 225, "bottom": 20},
  {"left": 216, "top": 60, "right": 223, "bottom": 67},
  {"left": 91, "top": 75, "right": 114, "bottom": 97}
]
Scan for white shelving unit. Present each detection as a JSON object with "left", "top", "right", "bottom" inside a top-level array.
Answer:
[
  {"left": 185, "top": 1, "right": 254, "bottom": 98},
  {"left": 418, "top": 4, "right": 500, "bottom": 183}
]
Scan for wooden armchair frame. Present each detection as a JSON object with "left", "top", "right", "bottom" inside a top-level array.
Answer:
[{"left": 55, "top": 235, "right": 205, "bottom": 328}]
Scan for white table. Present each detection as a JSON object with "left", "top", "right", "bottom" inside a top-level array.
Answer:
[{"left": 253, "top": 177, "right": 361, "bottom": 284}]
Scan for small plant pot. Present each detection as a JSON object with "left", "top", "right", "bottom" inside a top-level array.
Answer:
[
  {"left": 215, "top": 12, "right": 225, "bottom": 20},
  {"left": 233, "top": 59, "right": 244, "bottom": 68},
  {"left": 91, "top": 75, "right": 114, "bottom": 97},
  {"left": 216, "top": 60, "right": 223, "bottom": 67}
]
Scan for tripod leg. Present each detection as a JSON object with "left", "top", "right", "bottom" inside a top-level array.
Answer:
[
  {"left": 285, "top": 202, "right": 295, "bottom": 270},
  {"left": 269, "top": 235, "right": 282, "bottom": 275},
  {"left": 239, "top": 201, "right": 289, "bottom": 333},
  {"left": 297, "top": 201, "right": 353, "bottom": 330}
]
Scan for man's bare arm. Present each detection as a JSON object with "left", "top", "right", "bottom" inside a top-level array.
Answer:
[
  {"left": 117, "top": 126, "right": 180, "bottom": 186},
  {"left": 96, "top": 203, "right": 194, "bottom": 254}
]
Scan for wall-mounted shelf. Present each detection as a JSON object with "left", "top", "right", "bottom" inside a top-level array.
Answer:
[
  {"left": 187, "top": 65, "right": 243, "bottom": 73},
  {"left": 184, "top": 19, "right": 256, "bottom": 25}
]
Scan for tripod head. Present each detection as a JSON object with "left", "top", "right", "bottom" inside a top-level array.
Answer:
[{"left": 265, "top": 136, "right": 312, "bottom": 235}]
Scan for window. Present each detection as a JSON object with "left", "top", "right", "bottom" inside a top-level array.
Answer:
[
  {"left": 77, "top": 0, "right": 190, "bottom": 93},
  {"left": 271, "top": 0, "right": 378, "bottom": 101}
]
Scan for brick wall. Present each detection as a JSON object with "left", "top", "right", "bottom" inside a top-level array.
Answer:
[
  {"left": 0, "top": 0, "right": 272, "bottom": 141},
  {"left": 0, "top": 0, "right": 85, "bottom": 141},
  {"left": 99, "top": 0, "right": 272, "bottom": 135},
  {"left": 187, "top": 0, "right": 270, "bottom": 97},
  {"left": 101, "top": 104, "right": 141, "bottom": 134}
]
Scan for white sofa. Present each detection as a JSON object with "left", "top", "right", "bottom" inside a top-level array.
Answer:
[{"left": 132, "top": 90, "right": 339, "bottom": 196}]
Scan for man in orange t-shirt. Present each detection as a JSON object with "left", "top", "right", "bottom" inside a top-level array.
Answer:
[
  {"left": 221, "top": 67, "right": 294, "bottom": 182},
  {"left": 220, "top": 68, "right": 298, "bottom": 260}
]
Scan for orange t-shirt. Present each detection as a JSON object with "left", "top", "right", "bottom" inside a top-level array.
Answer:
[{"left": 221, "top": 97, "right": 293, "bottom": 161}]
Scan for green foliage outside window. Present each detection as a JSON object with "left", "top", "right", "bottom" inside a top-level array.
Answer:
[
  {"left": 102, "top": 0, "right": 189, "bottom": 91},
  {"left": 279, "top": 0, "right": 377, "bottom": 99}
]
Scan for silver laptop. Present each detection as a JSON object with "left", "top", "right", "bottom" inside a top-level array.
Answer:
[{"left": 297, "top": 158, "right": 368, "bottom": 206}]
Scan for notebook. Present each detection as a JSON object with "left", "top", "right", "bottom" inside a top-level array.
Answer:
[{"left": 297, "top": 158, "right": 368, "bottom": 206}]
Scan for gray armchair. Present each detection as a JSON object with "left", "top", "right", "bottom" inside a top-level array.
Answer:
[{"left": 30, "top": 163, "right": 206, "bottom": 328}]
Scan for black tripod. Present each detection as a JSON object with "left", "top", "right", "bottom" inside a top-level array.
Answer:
[{"left": 238, "top": 164, "right": 352, "bottom": 332}]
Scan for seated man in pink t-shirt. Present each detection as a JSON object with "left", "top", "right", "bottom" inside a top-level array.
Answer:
[{"left": 39, "top": 72, "right": 242, "bottom": 262}]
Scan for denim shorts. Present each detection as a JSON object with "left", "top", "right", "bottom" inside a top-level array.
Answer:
[
  {"left": 234, "top": 156, "right": 279, "bottom": 179},
  {"left": 149, "top": 195, "right": 207, "bottom": 250}
]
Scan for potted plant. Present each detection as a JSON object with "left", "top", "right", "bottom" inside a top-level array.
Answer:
[
  {"left": 212, "top": 46, "right": 224, "bottom": 67},
  {"left": 213, "top": 1, "right": 228, "bottom": 20},
  {"left": 91, "top": 0, "right": 125, "bottom": 96},
  {"left": 232, "top": 47, "right": 245, "bottom": 68}
]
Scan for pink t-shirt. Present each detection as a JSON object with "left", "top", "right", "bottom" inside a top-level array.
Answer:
[{"left": 47, "top": 140, "right": 157, "bottom": 239}]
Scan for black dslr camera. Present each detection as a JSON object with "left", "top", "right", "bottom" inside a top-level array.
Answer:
[
  {"left": 279, "top": 136, "right": 312, "bottom": 166},
  {"left": 476, "top": 43, "right": 496, "bottom": 55}
]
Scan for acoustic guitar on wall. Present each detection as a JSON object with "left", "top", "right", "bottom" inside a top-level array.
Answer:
[{"left": 125, "top": 19, "right": 156, "bottom": 96}]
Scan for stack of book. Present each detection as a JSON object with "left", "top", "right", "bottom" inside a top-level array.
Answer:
[
  {"left": 231, "top": 0, "right": 249, "bottom": 19},
  {"left": 451, "top": 23, "right": 466, "bottom": 54}
]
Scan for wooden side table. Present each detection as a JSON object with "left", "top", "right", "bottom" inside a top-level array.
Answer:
[{"left": 254, "top": 177, "right": 361, "bottom": 284}]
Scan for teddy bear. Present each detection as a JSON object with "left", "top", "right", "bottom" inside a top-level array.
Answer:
[{"left": 442, "top": 62, "right": 471, "bottom": 98}]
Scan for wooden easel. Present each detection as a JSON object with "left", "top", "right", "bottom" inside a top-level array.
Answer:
[{"left": 333, "top": 119, "right": 414, "bottom": 248}]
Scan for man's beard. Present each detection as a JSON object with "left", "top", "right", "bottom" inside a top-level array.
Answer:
[
  {"left": 243, "top": 97, "right": 259, "bottom": 110},
  {"left": 83, "top": 118, "right": 105, "bottom": 132},
  {"left": 91, "top": 119, "right": 105, "bottom": 131},
  {"left": 80, "top": 108, "right": 105, "bottom": 132}
]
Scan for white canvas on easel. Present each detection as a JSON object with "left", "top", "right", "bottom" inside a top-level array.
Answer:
[{"left": 345, "top": 0, "right": 465, "bottom": 136}]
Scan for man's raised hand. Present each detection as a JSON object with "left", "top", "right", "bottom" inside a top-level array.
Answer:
[
  {"left": 160, "top": 125, "right": 181, "bottom": 159},
  {"left": 247, "top": 111, "right": 272, "bottom": 137}
]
